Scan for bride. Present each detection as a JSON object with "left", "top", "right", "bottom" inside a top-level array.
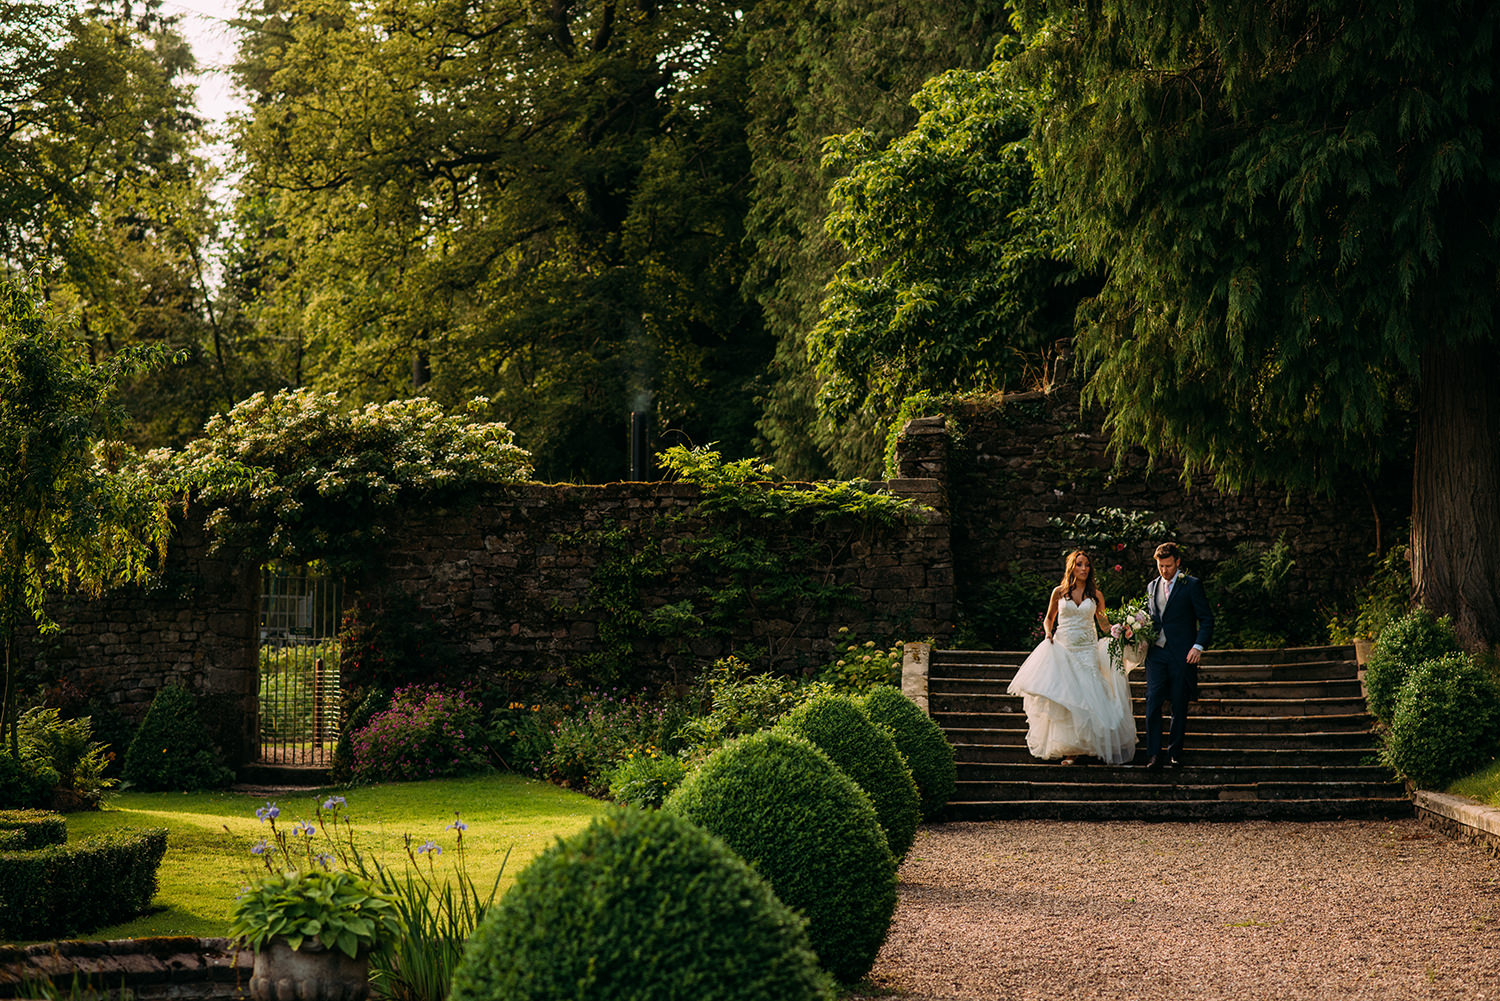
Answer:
[{"left": 1006, "top": 550, "right": 1137, "bottom": 765}]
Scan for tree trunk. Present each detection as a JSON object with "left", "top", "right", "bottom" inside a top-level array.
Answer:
[{"left": 1411, "top": 338, "right": 1500, "bottom": 651}]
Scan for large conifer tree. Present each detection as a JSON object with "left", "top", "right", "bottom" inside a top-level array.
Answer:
[{"left": 1014, "top": 0, "right": 1500, "bottom": 647}]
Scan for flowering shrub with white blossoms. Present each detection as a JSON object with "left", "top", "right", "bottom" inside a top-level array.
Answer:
[{"left": 141, "top": 389, "right": 532, "bottom": 563}]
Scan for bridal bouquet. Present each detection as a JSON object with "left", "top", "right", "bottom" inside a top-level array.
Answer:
[{"left": 1107, "top": 598, "right": 1157, "bottom": 673}]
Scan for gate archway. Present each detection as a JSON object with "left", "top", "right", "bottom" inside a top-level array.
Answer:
[{"left": 256, "top": 563, "right": 343, "bottom": 765}]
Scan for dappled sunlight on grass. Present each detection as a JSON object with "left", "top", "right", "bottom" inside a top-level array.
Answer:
[
  {"left": 1446, "top": 757, "right": 1500, "bottom": 808},
  {"left": 56, "top": 772, "right": 607, "bottom": 941}
]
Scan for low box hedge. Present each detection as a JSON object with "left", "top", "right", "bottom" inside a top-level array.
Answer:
[
  {"left": 0, "top": 827, "right": 168, "bottom": 939},
  {"left": 0, "top": 810, "right": 67, "bottom": 851}
]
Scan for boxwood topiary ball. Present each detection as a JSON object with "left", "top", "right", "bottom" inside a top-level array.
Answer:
[
  {"left": 776, "top": 693, "right": 920, "bottom": 859},
  {"left": 1366, "top": 609, "right": 1460, "bottom": 724},
  {"left": 449, "top": 806, "right": 833, "bottom": 1001},
  {"left": 662, "top": 730, "right": 896, "bottom": 985},
  {"left": 1382, "top": 653, "right": 1500, "bottom": 789},
  {"left": 859, "top": 685, "right": 956, "bottom": 820}
]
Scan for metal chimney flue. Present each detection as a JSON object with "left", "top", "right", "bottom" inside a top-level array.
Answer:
[{"left": 629, "top": 410, "right": 650, "bottom": 481}]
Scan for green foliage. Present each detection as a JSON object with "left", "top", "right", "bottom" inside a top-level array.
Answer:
[
  {"left": 565, "top": 447, "right": 922, "bottom": 685},
  {"left": 0, "top": 2, "right": 229, "bottom": 447},
  {"left": 859, "top": 685, "right": 957, "bottom": 820},
  {"left": 1327, "top": 544, "right": 1412, "bottom": 644},
  {"left": 229, "top": 869, "right": 405, "bottom": 958},
  {"left": 1046, "top": 507, "right": 1171, "bottom": 608},
  {"left": 0, "top": 276, "right": 171, "bottom": 748},
  {"left": 0, "top": 809, "right": 67, "bottom": 850},
  {"left": 1210, "top": 535, "right": 1300, "bottom": 648},
  {"left": 229, "top": 0, "right": 767, "bottom": 483},
  {"left": 231, "top": 796, "right": 501, "bottom": 1001},
  {"left": 743, "top": 0, "right": 1013, "bottom": 478},
  {"left": 144, "top": 389, "right": 531, "bottom": 567},
  {"left": 349, "top": 686, "right": 490, "bottom": 784},
  {"left": 1382, "top": 653, "right": 1500, "bottom": 790},
  {"left": 540, "top": 691, "right": 687, "bottom": 795},
  {"left": 815, "top": 630, "right": 903, "bottom": 693},
  {"left": 450, "top": 806, "right": 835, "bottom": 1001},
  {"left": 604, "top": 749, "right": 688, "bottom": 810},
  {"left": 121, "top": 683, "right": 234, "bottom": 792},
  {"left": 776, "top": 694, "right": 921, "bottom": 859},
  {"left": 661, "top": 445, "right": 924, "bottom": 527},
  {"left": 675, "top": 658, "right": 829, "bottom": 757},
  {"left": 16, "top": 707, "right": 116, "bottom": 811},
  {"left": 0, "top": 824, "right": 167, "bottom": 940},
  {"left": 663, "top": 730, "right": 897, "bottom": 984},
  {"left": 815, "top": 47, "right": 1083, "bottom": 427},
  {"left": 956, "top": 567, "right": 1054, "bottom": 649},
  {"left": 258, "top": 640, "right": 341, "bottom": 746},
  {"left": 1011, "top": 0, "right": 1500, "bottom": 644},
  {"left": 0, "top": 752, "right": 54, "bottom": 809},
  {"left": 1365, "top": 609, "right": 1461, "bottom": 725}
]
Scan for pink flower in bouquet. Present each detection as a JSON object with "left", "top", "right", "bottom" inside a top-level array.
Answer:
[{"left": 1111, "top": 623, "right": 1123, "bottom": 639}]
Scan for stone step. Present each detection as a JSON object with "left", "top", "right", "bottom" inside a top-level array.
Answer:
[
  {"left": 930, "top": 677, "right": 1363, "bottom": 700},
  {"left": 934, "top": 710, "right": 1375, "bottom": 733},
  {"left": 930, "top": 645, "right": 1357, "bottom": 667},
  {"left": 942, "top": 797, "right": 1414, "bottom": 822},
  {"left": 950, "top": 742, "right": 1379, "bottom": 765},
  {"left": 943, "top": 727, "right": 1377, "bottom": 749},
  {"left": 929, "top": 660, "right": 1360, "bottom": 683},
  {"left": 953, "top": 778, "right": 1407, "bottom": 802},
  {"left": 931, "top": 691, "right": 1368, "bottom": 717},
  {"left": 954, "top": 761, "right": 1395, "bottom": 784}
]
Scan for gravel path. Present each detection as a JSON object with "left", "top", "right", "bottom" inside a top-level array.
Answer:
[{"left": 855, "top": 819, "right": 1500, "bottom": 1001}]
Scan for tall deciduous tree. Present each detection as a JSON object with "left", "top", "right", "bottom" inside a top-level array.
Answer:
[
  {"left": 814, "top": 46, "right": 1085, "bottom": 428},
  {"left": 1, "top": 0, "right": 227, "bottom": 447},
  {"left": 230, "top": 0, "right": 767, "bottom": 482},
  {"left": 1013, "top": 0, "right": 1500, "bottom": 647},
  {"left": 0, "top": 279, "right": 170, "bottom": 750},
  {"left": 742, "top": 0, "right": 1011, "bottom": 477}
]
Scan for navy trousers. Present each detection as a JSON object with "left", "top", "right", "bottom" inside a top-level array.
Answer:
[{"left": 1144, "top": 650, "right": 1194, "bottom": 759}]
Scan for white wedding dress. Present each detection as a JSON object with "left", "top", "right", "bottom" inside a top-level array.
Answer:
[{"left": 1006, "top": 597, "right": 1137, "bottom": 764}]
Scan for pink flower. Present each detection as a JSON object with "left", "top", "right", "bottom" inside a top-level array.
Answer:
[{"left": 1113, "top": 564, "right": 1123, "bottom": 572}]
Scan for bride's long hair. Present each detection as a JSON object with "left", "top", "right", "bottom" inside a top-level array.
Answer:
[{"left": 1060, "top": 549, "right": 1101, "bottom": 603}]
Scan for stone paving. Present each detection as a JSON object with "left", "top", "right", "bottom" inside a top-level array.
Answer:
[{"left": 854, "top": 817, "right": 1500, "bottom": 1001}]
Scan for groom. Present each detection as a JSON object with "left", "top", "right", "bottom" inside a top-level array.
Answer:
[{"left": 1143, "top": 542, "right": 1214, "bottom": 770}]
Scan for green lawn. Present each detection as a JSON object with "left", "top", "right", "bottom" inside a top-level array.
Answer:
[
  {"left": 60, "top": 773, "right": 608, "bottom": 941},
  {"left": 1447, "top": 758, "right": 1500, "bottom": 808}
]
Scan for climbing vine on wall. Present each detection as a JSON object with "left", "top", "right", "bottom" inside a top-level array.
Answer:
[{"left": 560, "top": 447, "right": 926, "bottom": 686}]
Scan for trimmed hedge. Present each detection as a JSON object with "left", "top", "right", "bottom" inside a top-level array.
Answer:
[
  {"left": 1365, "top": 609, "right": 1460, "bottom": 724},
  {"left": 1383, "top": 653, "right": 1500, "bottom": 789},
  {"left": 776, "top": 694, "right": 920, "bottom": 858},
  {"left": 0, "top": 809, "right": 67, "bottom": 851},
  {"left": 663, "top": 730, "right": 896, "bottom": 985},
  {"left": 860, "top": 685, "right": 956, "bottom": 820},
  {"left": 122, "top": 684, "right": 235, "bottom": 792},
  {"left": 449, "top": 806, "right": 835, "bottom": 1001},
  {"left": 0, "top": 826, "right": 168, "bottom": 939}
]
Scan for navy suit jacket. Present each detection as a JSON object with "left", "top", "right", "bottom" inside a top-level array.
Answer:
[{"left": 1148, "top": 573, "right": 1214, "bottom": 664}]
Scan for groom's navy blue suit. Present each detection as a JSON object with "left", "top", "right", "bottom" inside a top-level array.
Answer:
[{"left": 1144, "top": 573, "right": 1214, "bottom": 761}]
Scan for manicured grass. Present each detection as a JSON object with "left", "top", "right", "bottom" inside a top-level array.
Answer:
[
  {"left": 59, "top": 772, "right": 607, "bottom": 941},
  {"left": 1447, "top": 757, "right": 1500, "bottom": 807}
]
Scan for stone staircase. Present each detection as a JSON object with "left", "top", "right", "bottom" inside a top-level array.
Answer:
[{"left": 929, "top": 645, "right": 1412, "bottom": 821}]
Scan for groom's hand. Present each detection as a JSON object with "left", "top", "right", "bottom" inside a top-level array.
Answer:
[{"left": 1186, "top": 647, "right": 1202, "bottom": 665}]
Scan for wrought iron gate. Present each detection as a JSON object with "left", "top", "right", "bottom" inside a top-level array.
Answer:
[{"left": 257, "top": 563, "right": 343, "bottom": 765}]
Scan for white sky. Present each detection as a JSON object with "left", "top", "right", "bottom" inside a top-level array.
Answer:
[{"left": 159, "top": 0, "right": 245, "bottom": 131}]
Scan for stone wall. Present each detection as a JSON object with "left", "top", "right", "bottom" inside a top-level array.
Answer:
[
  {"left": 351, "top": 478, "right": 952, "bottom": 688},
  {"left": 892, "top": 384, "right": 1410, "bottom": 633},
  {"left": 22, "top": 480, "right": 951, "bottom": 759},
  {"left": 19, "top": 512, "right": 259, "bottom": 765}
]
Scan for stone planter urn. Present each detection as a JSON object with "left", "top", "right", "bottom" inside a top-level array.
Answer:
[{"left": 249, "top": 937, "right": 371, "bottom": 1001}]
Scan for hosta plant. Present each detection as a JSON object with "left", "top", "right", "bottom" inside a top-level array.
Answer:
[{"left": 228, "top": 868, "right": 404, "bottom": 957}]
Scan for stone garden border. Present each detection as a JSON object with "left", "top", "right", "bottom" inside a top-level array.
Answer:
[
  {"left": 1415, "top": 790, "right": 1500, "bottom": 859},
  {"left": 0, "top": 937, "right": 249, "bottom": 1000}
]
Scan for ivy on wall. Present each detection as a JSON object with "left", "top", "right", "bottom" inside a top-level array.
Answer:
[{"left": 561, "top": 447, "right": 927, "bottom": 686}]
